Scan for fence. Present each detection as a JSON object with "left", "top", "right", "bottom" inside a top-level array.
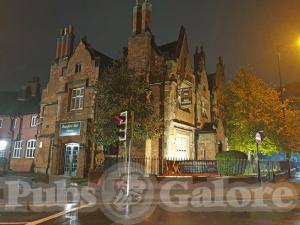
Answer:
[{"left": 102, "top": 156, "right": 297, "bottom": 179}]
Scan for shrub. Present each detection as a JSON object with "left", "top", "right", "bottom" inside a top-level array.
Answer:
[{"left": 216, "top": 151, "right": 248, "bottom": 176}]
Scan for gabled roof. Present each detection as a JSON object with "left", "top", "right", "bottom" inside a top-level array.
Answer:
[
  {"left": 0, "top": 91, "right": 40, "bottom": 116},
  {"left": 81, "top": 38, "right": 114, "bottom": 69},
  {"left": 158, "top": 26, "right": 187, "bottom": 60},
  {"left": 158, "top": 40, "right": 178, "bottom": 59}
]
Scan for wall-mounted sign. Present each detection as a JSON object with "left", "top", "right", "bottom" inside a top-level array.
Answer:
[
  {"left": 181, "top": 88, "right": 192, "bottom": 105},
  {"left": 60, "top": 122, "right": 81, "bottom": 137}
]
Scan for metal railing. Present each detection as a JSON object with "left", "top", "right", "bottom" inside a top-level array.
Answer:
[{"left": 101, "top": 156, "right": 297, "bottom": 179}]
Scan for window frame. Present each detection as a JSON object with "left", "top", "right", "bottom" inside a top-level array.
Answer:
[
  {"left": 13, "top": 118, "right": 18, "bottom": 129},
  {"left": 71, "top": 87, "right": 84, "bottom": 111},
  {"left": 31, "top": 115, "right": 38, "bottom": 127},
  {"left": 75, "top": 63, "right": 82, "bottom": 73},
  {"left": 0, "top": 150, "right": 5, "bottom": 158},
  {"left": 13, "top": 141, "right": 22, "bottom": 158},
  {"left": 25, "top": 139, "right": 36, "bottom": 158}
]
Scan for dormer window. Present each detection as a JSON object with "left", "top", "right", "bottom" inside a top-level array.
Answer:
[{"left": 75, "top": 63, "right": 82, "bottom": 73}]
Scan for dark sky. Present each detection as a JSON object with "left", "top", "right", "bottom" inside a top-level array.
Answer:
[{"left": 1, "top": 0, "right": 300, "bottom": 91}]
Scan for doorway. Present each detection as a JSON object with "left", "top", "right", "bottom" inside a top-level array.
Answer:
[{"left": 64, "top": 143, "right": 79, "bottom": 177}]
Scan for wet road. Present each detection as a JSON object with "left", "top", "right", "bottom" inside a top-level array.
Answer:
[
  {"left": 2, "top": 206, "right": 300, "bottom": 225},
  {"left": 27, "top": 208, "right": 300, "bottom": 225},
  {"left": 2, "top": 179, "right": 300, "bottom": 224}
]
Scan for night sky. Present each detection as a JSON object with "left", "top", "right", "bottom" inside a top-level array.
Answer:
[{"left": 1, "top": 0, "right": 300, "bottom": 91}]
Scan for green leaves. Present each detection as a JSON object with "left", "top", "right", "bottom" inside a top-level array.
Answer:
[
  {"left": 92, "top": 59, "right": 162, "bottom": 146},
  {"left": 225, "top": 69, "right": 300, "bottom": 155}
]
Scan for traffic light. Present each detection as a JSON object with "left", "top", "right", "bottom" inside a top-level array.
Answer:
[{"left": 116, "top": 111, "right": 127, "bottom": 141}]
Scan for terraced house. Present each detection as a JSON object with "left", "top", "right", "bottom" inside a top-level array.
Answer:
[
  {"left": 35, "top": 0, "right": 226, "bottom": 178},
  {"left": 0, "top": 76, "right": 40, "bottom": 172}
]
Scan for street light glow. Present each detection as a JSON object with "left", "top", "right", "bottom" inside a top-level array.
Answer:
[
  {"left": 296, "top": 36, "right": 300, "bottom": 48},
  {"left": 0, "top": 140, "right": 8, "bottom": 150}
]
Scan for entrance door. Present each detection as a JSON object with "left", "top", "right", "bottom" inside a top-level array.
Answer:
[
  {"left": 64, "top": 143, "right": 79, "bottom": 177},
  {"left": 175, "top": 134, "right": 189, "bottom": 160}
]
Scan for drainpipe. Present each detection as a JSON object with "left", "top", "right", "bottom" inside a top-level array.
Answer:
[
  {"left": 8, "top": 116, "right": 15, "bottom": 171},
  {"left": 46, "top": 136, "right": 54, "bottom": 175},
  {"left": 159, "top": 65, "right": 167, "bottom": 175}
]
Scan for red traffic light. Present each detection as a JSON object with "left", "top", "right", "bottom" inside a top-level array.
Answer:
[{"left": 116, "top": 116, "right": 126, "bottom": 126}]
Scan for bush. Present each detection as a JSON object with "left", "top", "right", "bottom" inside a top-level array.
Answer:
[{"left": 216, "top": 151, "right": 248, "bottom": 176}]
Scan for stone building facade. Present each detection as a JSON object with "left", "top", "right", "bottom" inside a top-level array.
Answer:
[
  {"left": 128, "top": 1, "right": 226, "bottom": 161},
  {"left": 35, "top": 0, "right": 226, "bottom": 177}
]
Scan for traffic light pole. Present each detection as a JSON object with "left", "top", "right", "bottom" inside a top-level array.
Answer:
[{"left": 126, "top": 111, "right": 134, "bottom": 197}]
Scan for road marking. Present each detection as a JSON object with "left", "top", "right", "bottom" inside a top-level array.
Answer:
[
  {"left": 25, "top": 203, "right": 92, "bottom": 225},
  {"left": 0, "top": 223, "right": 27, "bottom": 225}
]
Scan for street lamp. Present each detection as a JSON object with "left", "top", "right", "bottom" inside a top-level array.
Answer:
[
  {"left": 296, "top": 36, "right": 300, "bottom": 48},
  {"left": 276, "top": 36, "right": 300, "bottom": 173},
  {"left": 0, "top": 140, "right": 7, "bottom": 150},
  {"left": 276, "top": 36, "right": 300, "bottom": 103}
]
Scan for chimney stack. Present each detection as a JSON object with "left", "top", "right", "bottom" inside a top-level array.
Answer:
[
  {"left": 55, "top": 25, "right": 75, "bottom": 60},
  {"left": 141, "top": 0, "right": 152, "bottom": 33},
  {"left": 132, "top": 0, "right": 142, "bottom": 34},
  {"left": 27, "top": 76, "right": 41, "bottom": 97},
  {"left": 194, "top": 46, "right": 206, "bottom": 74}
]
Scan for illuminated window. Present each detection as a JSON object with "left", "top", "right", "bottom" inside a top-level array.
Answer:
[
  {"left": 0, "top": 119, "right": 3, "bottom": 128},
  {"left": 13, "top": 141, "right": 22, "bottom": 158},
  {"left": 13, "top": 118, "right": 18, "bottom": 129},
  {"left": 71, "top": 87, "right": 84, "bottom": 110},
  {"left": 26, "top": 139, "right": 36, "bottom": 158},
  {"left": 201, "top": 97, "right": 207, "bottom": 116},
  {"left": 175, "top": 134, "right": 189, "bottom": 159},
  {"left": 0, "top": 140, "right": 7, "bottom": 158}
]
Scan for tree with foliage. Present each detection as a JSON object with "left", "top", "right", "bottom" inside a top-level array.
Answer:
[
  {"left": 224, "top": 69, "right": 300, "bottom": 155},
  {"left": 92, "top": 59, "right": 162, "bottom": 151}
]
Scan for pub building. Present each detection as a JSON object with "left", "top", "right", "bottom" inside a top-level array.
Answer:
[{"left": 34, "top": 0, "right": 226, "bottom": 178}]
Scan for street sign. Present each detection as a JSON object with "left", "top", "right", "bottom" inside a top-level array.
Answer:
[
  {"left": 255, "top": 132, "right": 262, "bottom": 144},
  {"left": 59, "top": 121, "right": 81, "bottom": 137},
  {"left": 256, "top": 131, "right": 264, "bottom": 144}
]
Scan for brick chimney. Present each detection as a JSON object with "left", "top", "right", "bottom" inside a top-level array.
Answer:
[
  {"left": 55, "top": 25, "right": 75, "bottom": 60},
  {"left": 132, "top": 0, "right": 152, "bottom": 35},
  {"left": 27, "top": 76, "right": 41, "bottom": 97},
  {"left": 141, "top": 0, "right": 152, "bottom": 33},
  {"left": 132, "top": 0, "right": 142, "bottom": 34},
  {"left": 194, "top": 46, "right": 206, "bottom": 74}
]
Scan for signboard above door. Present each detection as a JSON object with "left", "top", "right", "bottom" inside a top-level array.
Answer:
[{"left": 60, "top": 121, "right": 81, "bottom": 137}]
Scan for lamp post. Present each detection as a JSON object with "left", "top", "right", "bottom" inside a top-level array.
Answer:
[
  {"left": 276, "top": 46, "right": 284, "bottom": 104},
  {"left": 275, "top": 37, "right": 300, "bottom": 175},
  {"left": 276, "top": 37, "right": 300, "bottom": 104},
  {"left": 256, "top": 131, "right": 264, "bottom": 183}
]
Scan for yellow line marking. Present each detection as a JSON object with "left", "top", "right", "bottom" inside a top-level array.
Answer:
[
  {"left": 25, "top": 204, "right": 92, "bottom": 225},
  {"left": 0, "top": 223, "right": 27, "bottom": 225}
]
